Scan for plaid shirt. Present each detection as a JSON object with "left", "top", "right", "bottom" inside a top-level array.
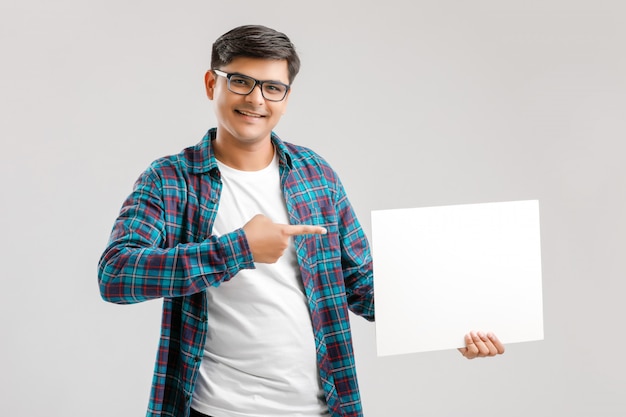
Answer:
[{"left": 98, "top": 128, "right": 375, "bottom": 417}]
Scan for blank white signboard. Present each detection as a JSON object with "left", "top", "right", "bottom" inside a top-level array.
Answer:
[{"left": 371, "top": 200, "right": 544, "bottom": 356}]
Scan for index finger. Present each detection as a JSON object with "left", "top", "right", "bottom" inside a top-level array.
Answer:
[{"left": 282, "top": 224, "right": 328, "bottom": 236}]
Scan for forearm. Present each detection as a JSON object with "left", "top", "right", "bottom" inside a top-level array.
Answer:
[
  {"left": 343, "top": 242, "right": 375, "bottom": 321},
  {"left": 98, "top": 229, "right": 254, "bottom": 304},
  {"left": 336, "top": 189, "right": 375, "bottom": 321}
]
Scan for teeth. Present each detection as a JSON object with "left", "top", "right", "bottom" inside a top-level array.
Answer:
[{"left": 238, "top": 110, "right": 261, "bottom": 117}]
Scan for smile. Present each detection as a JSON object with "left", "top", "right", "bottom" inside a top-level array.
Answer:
[{"left": 236, "top": 110, "right": 264, "bottom": 118}]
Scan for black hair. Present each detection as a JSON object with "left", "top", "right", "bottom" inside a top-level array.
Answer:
[{"left": 211, "top": 25, "right": 301, "bottom": 84}]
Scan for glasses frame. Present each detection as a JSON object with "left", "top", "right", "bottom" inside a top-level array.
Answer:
[{"left": 212, "top": 69, "right": 291, "bottom": 102}]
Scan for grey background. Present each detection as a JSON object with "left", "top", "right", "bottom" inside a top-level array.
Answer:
[{"left": 1, "top": 0, "right": 625, "bottom": 416}]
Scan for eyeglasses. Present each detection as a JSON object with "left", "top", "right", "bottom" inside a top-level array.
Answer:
[{"left": 212, "top": 69, "right": 291, "bottom": 102}]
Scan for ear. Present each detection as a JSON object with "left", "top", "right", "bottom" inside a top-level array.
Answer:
[{"left": 204, "top": 70, "right": 216, "bottom": 100}]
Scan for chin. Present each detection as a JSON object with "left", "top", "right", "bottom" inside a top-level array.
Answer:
[{"left": 234, "top": 128, "right": 272, "bottom": 143}]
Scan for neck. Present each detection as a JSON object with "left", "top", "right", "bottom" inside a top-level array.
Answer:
[{"left": 213, "top": 135, "right": 274, "bottom": 171}]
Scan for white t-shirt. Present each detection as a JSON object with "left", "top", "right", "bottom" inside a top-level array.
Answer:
[{"left": 191, "top": 152, "right": 328, "bottom": 417}]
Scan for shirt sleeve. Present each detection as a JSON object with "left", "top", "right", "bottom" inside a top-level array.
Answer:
[
  {"left": 336, "top": 180, "right": 375, "bottom": 322},
  {"left": 97, "top": 165, "right": 255, "bottom": 305}
]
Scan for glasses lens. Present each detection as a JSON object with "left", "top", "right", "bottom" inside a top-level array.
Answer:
[
  {"left": 228, "top": 75, "right": 255, "bottom": 95},
  {"left": 261, "top": 82, "right": 288, "bottom": 101}
]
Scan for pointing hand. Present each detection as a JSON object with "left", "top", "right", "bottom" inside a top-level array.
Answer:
[{"left": 243, "top": 214, "right": 327, "bottom": 263}]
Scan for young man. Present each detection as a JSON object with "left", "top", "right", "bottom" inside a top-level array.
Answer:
[{"left": 98, "top": 25, "right": 504, "bottom": 417}]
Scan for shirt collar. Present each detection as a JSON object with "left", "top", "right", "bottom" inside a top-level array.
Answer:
[{"left": 187, "top": 128, "right": 293, "bottom": 175}]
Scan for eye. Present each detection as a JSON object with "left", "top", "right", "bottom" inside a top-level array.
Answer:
[
  {"left": 264, "top": 83, "right": 286, "bottom": 93},
  {"left": 230, "top": 76, "right": 253, "bottom": 87}
]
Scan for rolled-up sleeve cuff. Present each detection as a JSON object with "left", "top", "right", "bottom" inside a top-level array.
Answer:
[{"left": 216, "top": 228, "right": 255, "bottom": 274}]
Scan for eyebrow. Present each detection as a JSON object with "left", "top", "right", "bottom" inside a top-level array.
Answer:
[{"left": 225, "top": 70, "right": 289, "bottom": 85}]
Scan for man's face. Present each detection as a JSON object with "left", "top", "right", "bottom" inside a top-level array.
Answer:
[{"left": 205, "top": 57, "right": 291, "bottom": 147}]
